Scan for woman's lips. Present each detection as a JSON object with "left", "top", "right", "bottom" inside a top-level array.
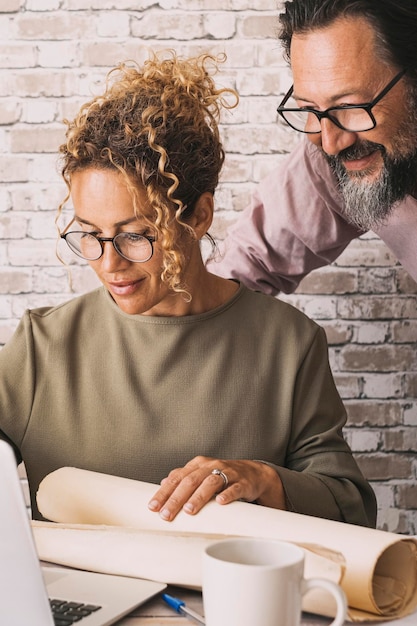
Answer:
[{"left": 108, "top": 279, "right": 143, "bottom": 296}]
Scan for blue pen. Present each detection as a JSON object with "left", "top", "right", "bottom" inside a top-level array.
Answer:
[{"left": 162, "top": 593, "right": 205, "bottom": 624}]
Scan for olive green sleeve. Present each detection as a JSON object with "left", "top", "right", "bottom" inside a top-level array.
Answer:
[{"left": 268, "top": 327, "right": 376, "bottom": 527}]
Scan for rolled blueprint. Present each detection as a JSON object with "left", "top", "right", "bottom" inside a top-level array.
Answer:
[{"left": 35, "top": 467, "right": 417, "bottom": 623}]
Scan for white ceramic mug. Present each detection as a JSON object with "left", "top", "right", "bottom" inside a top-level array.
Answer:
[{"left": 202, "top": 538, "right": 347, "bottom": 626}]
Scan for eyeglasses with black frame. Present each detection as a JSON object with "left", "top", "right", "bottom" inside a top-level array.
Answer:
[
  {"left": 61, "top": 231, "right": 156, "bottom": 263},
  {"left": 276, "top": 69, "right": 407, "bottom": 134}
]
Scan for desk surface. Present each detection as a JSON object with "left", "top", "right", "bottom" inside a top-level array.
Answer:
[{"left": 116, "top": 585, "right": 417, "bottom": 625}]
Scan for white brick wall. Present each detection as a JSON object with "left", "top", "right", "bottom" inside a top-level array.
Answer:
[{"left": 1, "top": 0, "right": 416, "bottom": 533}]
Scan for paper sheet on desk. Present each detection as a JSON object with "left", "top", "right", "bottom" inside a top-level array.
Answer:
[{"left": 33, "top": 467, "right": 417, "bottom": 623}]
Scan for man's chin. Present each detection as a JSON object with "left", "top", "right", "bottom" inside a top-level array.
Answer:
[
  {"left": 324, "top": 136, "right": 417, "bottom": 227},
  {"left": 337, "top": 173, "right": 398, "bottom": 231},
  {"left": 326, "top": 159, "right": 392, "bottom": 230}
]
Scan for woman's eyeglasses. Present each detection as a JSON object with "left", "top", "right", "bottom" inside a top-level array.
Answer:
[{"left": 61, "top": 231, "right": 155, "bottom": 263}]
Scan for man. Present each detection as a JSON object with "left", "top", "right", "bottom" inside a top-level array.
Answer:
[{"left": 210, "top": 0, "right": 417, "bottom": 295}]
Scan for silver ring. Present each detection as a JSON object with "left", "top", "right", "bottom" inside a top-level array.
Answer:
[{"left": 211, "top": 468, "right": 229, "bottom": 492}]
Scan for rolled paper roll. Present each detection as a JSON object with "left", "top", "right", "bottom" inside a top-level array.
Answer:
[{"left": 36, "top": 467, "right": 417, "bottom": 622}]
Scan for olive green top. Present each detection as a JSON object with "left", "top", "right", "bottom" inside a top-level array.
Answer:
[{"left": 0, "top": 283, "right": 376, "bottom": 525}]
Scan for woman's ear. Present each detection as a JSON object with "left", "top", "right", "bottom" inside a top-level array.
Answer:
[{"left": 189, "top": 192, "right": 214, "bottom": 239}]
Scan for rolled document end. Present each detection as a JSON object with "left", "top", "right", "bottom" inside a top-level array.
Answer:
[{"left": 371, "top": 540, "right": 417, "bottom": 617}]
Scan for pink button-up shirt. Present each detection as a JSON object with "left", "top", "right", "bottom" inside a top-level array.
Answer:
[{"left": 209, "top": 138, "right": 417, "bottom": 294}]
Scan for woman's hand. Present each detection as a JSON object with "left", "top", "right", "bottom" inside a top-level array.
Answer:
[{"left": 147, "top": 455, "right": 286, "bottom": 521}]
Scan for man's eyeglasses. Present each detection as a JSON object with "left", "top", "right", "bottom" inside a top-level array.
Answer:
[
  {"left": 276, "top": 69, "right": 407, "bottom": 134},
  {"left": 61, "top": 231, "right": 155, "bottom": 263}
]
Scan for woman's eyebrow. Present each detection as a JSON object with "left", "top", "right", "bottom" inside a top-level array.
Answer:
[{"left": 74, "top": 215, "right": 144, "bottom": 228}]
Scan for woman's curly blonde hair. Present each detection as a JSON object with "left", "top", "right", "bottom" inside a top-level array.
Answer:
[{"left": 58, "top": 51, "right": 238, "bottom": 295}]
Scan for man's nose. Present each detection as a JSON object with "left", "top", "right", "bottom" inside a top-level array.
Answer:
[{"left": 309, "top": 117, "right": 358, "bottom": 156}]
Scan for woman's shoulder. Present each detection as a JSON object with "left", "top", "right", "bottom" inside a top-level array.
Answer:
[
  {"left": 27, "top": 288, "right": 105, "bottom": 325},
  {"left": 239, "top": 286, "right": 321, "bottom": 335}
]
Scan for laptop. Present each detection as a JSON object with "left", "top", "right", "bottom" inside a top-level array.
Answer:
[{"left": 0, "top": 440, "right": 166, "bottom": 626}]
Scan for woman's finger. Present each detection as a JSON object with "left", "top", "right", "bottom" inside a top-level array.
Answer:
[{"left": 148, "top": 459, "right": 218, "bottom": 520}]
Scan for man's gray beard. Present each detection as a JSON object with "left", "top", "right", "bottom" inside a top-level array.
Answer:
[{"left": 327, "top": 148, "right": 417, "bottom": 231}]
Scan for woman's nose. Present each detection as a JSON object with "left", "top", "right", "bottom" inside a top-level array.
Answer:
[{"left": 98, "top": 240, "right": 129, "bottom": 271}]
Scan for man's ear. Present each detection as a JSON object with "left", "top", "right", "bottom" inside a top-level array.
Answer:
[{"left": 189, "top": 192, "right": 214, "bottom": 239}]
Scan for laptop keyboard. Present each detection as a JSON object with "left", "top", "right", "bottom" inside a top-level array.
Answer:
[{"left": 50, "top": 598, "right": 102, "bottom": 625}]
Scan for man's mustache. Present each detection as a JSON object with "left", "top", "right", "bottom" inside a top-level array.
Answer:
[{"left": 331, "top": 140, "right": 386, "bottom": 163}]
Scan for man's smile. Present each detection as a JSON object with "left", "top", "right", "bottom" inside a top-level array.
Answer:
[{"left": 342, "top": 149, "right": 381, "bottom": 175}]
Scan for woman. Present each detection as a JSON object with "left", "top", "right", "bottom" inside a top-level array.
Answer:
[{"left": 0, "top": 52, "right": 376, "bottom": 526}]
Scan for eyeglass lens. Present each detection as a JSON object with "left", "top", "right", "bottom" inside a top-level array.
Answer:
[{"left": 64, "top": 232, "right": 153, "bottom": 262}]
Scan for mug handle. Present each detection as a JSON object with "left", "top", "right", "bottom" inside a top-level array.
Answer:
[{"left": 301, "top": 578, "right": 347, "bottom": 626}]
